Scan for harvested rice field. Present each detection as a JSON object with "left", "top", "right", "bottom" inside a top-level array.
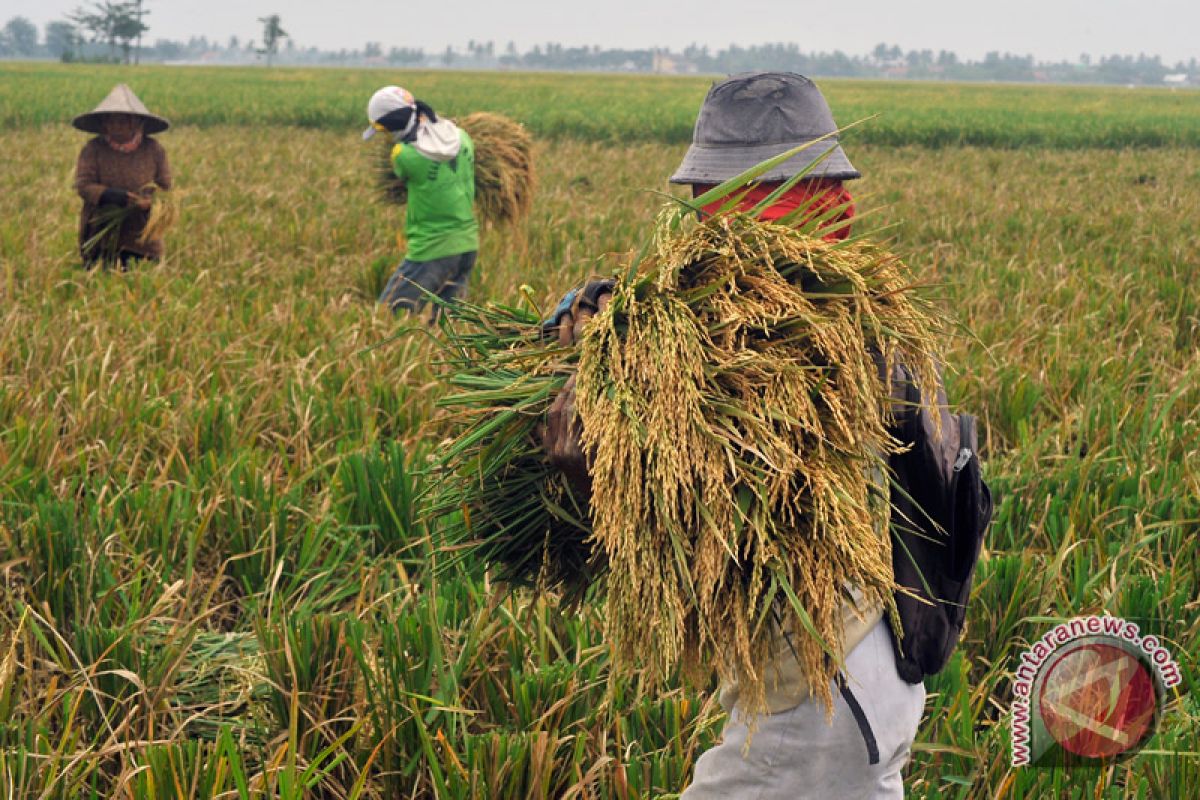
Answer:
[{"left": 0, "top": 63, "right": 1198, "bottom": 798}]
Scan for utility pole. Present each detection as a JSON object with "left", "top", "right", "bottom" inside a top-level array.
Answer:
[{"left": 132, "top": 0, "right": 146, "bottom": 64}]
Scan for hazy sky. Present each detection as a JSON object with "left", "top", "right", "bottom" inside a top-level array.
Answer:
[{"left": 8, "top": 0, "right": 1199, "bottom": 64}]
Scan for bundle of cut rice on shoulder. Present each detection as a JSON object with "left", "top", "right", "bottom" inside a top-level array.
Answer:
[
  {"left": 429, "top": 152, "right": 945, "bottom": 717},
  {"left": 372, "top": 111, "right": 536, "bottom": 226}
]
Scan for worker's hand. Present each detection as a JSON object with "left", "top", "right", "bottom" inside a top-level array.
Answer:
[
  {"left": 544, "top": 278, "right": 614, "bottom": 344},
  {"left": 128, "top": 192, "right": 153, "bottom": 211},
  {"left": 540, "top": 279, "right": 614, "bottom": 496},
  {"left": 556, "top": 283, "right": 612, "bottom": 346}
]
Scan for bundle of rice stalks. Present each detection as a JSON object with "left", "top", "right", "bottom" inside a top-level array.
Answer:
[
  {"left": 372, "top": 112, "right": 536, "bottom": 226},
  {"left": 575, "top": 210, "right": 943, "bottom": 715},
  {"left": 372, "top": 142, "right": 410, "bottom": 206},
  {"left": 431, "top": 143, "right": 944, "bottom": 716},
  {"left": 80, "top": 204, "right": 130, "bottom": 264},
  {"left": 460, "top": 112, "right": 536, "bottom": 226},
  {"left": 428, "top": 297, "right": 599, "bottom": 601},
  {"left": 138, "top": 188, "right": 179, "bottom": 245}
]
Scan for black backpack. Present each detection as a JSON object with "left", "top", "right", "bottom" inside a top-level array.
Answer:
[{"left": 886, "top": 367, "right": 994, "bottom": 684}]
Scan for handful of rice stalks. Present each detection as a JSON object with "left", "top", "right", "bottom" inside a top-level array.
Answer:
[
  {"left": 138, "top": 188, "right": 180, "bottom": 245},
  {"left": 80, "top": 204, "right": 132, "bottom": 263},
  {"left": 432, "top": 162, "right": 944, "bottom": 717},
  {"left": 373, "top": 112, "right": 536, "bottom": 226}
]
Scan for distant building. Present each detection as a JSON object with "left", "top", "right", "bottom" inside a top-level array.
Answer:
[{"left": 653, "top": 52, "right": 677, "bottom": 74}]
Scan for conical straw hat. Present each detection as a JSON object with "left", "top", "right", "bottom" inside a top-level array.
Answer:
[{"left": 72, "top": 83, "right": 170, "bottom": 135}]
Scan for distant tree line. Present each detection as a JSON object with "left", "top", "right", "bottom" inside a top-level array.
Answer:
[{"left": 2, "top": 13, "right": 1196, "bottom": 86}]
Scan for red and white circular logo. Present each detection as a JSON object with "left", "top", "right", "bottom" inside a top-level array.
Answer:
[{"left": 1037, "top": 640, "right": 1158, "bottom": 760}]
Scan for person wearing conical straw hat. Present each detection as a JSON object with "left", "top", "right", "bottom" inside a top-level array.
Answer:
[
  {"left": 73, "top": 84, "right": 172, "bottom": 270},
  {"left": 545, "top": 73, "right": 976, "bottom": 799},
  {"left": 363, "top": 85, "right": 478, "bottom": 320}
]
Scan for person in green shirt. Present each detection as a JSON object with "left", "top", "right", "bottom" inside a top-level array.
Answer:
[{"left": 363, "top": 85, "right": 479, "bottom": 318}]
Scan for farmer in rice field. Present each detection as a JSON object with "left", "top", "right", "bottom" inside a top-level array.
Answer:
[
  {"left": 73, "top": 84, "right": 172, "bottom": 271},
  {"left": 363, "top": 86, "right": 478, "bottom": 318},
  {"left": 545, "top": 73, "right": 927, "bottom": 799}
]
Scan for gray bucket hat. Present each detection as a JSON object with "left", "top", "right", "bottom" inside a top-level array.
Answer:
[
  {"left": 670, "top": 72, "right": 859, "bottom": 184},
  {"left": 72, "top": 84, "right": 170, "bottom": 135}
]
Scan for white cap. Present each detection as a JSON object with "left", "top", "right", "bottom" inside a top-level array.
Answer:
[{"left": 363, "top": 85, "right": 417, "bottom": 141}]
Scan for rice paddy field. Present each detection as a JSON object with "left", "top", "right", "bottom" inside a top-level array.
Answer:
[{"left": 1, "top": 62, "right": 1198, "bottom": 798}]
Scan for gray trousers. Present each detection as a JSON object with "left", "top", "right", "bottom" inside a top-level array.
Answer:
[
  {"left": 682, "top": 619, "right": 925, "bottom": 800},
  {"left": 378, "top": 250, "right": 477, "bottom": 315}
]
